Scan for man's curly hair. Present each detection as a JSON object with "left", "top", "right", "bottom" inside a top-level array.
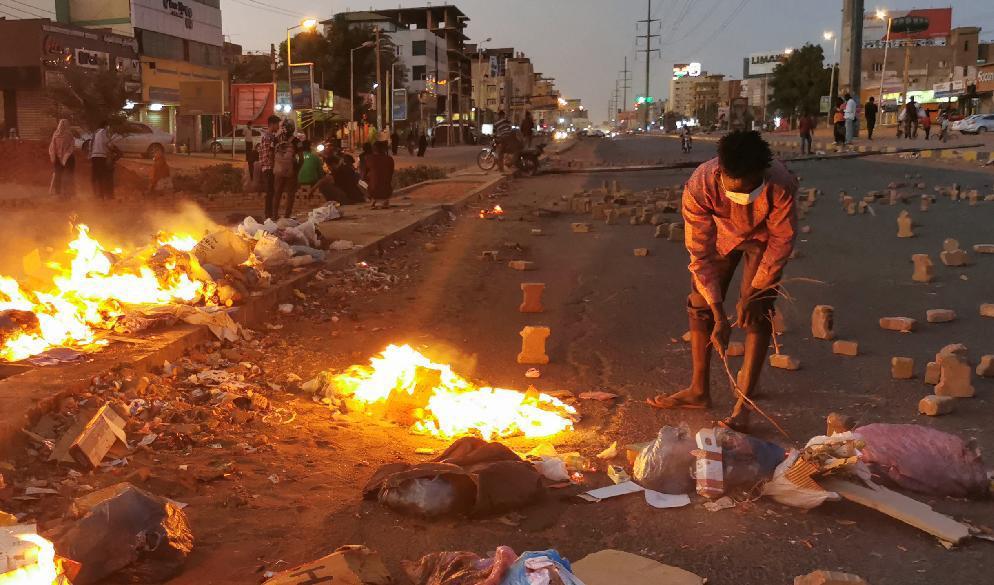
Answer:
[{"left": 718, "top": 130, "right": 773, "bottom": 179}]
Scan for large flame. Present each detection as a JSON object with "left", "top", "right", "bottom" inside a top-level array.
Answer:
[
  {"left": 332, "top": 344, "right": 577, "bottom": 440},
  {"left": 1, "top": 224, "right": 205, "bottom": 362},
  {"left": 0, "top": 534, "right": 58, "bottom": 585}
]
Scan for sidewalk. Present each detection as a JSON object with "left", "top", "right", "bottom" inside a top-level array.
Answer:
[{"left": 764, "top": 126, "right": 994, "bottom": 164}]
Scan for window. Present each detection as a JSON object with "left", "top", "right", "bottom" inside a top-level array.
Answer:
[
  {"left": 412, "top": 65, "right": 427, "bottom": 80},
  {"left": 872, "top": 63, "right": 883, "bottom": 72},
  {"left": 412, "top": 41, "right": 427, "bottom": 56},
  {"left": 964, "top": 40, "right": 969, "bottom": 51},
  {"left": 937, "top": 60, "right": 947, "bottom": 68},
  {"left": 139, "top": 30, "right": 184, "bottom": 61},
  {"left": 189, "top": 40, "right": 221, "bottom": 67}
]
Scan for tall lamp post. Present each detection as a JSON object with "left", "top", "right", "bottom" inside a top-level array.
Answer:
[
  {"left": 286, "top": 18, "right": 318, "bottom": 118},
  {"left": 350, "top": 41, "right": 376, "bottom": 149},
  {"left": 824, "top": 31, "right": 838, "bottom": 127},
  {"left": 876, "top": 9, "right": 893, "bottom": 121},
  {"left": 475, "top": 38, "right": 491, "bottom": 132}
]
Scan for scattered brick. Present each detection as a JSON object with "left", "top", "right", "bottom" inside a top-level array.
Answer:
[
  {"left": 770, "top": 354, "right": 800, "bottom": 370},
  {"left": 926, "top": 309, "right": 956, "bottom": 323},
  {"left": 832, "top": 340, "right": 858, "bottom": 356},
  {"left": 918, "top": 395, "right": 955, "bottom": 416},
  {"left": 890, "top": 357, "right": 915, "bottom": 379},
  {"left": 879, "top": 317, "right": 917, "bottom": 332}
]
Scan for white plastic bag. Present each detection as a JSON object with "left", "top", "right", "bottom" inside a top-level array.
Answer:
[
  {"left": 308, "top": 202, "right": 342, "bottom": 224},
  {"left": 192, "top": 229, "right": 252, "bottom": 268},
  {"left": 760, "top": 449, "right": 840, "bottom": 509},
  {"left": 534, "top": 457, "right": 570, "bottom": 482},
  {"left": 633, "top": 424, "right": 696, "bottom": 494},
  {"left": 253, "top": 232, "right": 292, "bottom": 267}
]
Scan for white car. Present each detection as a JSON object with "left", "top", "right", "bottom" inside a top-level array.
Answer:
[
  {"left": 208, "top": 128, "right": 264, "bottom": 153},
  {"left": 950, "top": 115, "right": 978, "bottom": 133},
  {"left": 959, "top": 113, "right": 994, "bottom": 134},
  {"left": 76, "top": 122, "right": 175, "bottom": 158}
]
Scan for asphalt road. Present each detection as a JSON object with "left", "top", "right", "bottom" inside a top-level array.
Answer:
[{"left": 164, "top": 134, "right": 994, "bottom": 585}]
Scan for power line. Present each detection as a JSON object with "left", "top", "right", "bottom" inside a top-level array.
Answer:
[
  {"left": 0, "top": 0, "right": 44, "bottom": 18},
  {"left": 228, "top": 0, "right": 298, "bottom": 18},
  {"left": 683, "top": 0, "right": 750, "bottom": 60},
  {"left": 243, "top": 0, "right": 300, "bottom": 17},
  {"left": 674, "top": 0, "right": 725, "bottom": 43},
  {"left": 6, "top": 0, "right": 53, "bottom": 15}
]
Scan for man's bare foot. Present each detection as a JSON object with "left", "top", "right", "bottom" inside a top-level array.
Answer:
[
  {"left": 646, "top": 387, "right": 710, "bottom": 410},
  {"left": 718, "top": 410, "right": 750, "bottom": 432}
]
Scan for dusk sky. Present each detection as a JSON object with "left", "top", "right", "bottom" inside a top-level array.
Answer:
[{"left": 13, "top": 1, "right": 994, "bottom": 122}]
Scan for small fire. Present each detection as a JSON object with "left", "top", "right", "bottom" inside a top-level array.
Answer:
[
  {"left": 479, "top": 205, "right": 504, "bottom": 219},
  {"left": 332, "top": 344, "right": 577, "bottom": 440},
  {"left": 1, "top": 224, "right": 207, "bottom": 362},
  {"left": 0, "top": 534, "right": 58, "bottom": 585}
]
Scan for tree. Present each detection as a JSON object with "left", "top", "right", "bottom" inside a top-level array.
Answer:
[
  {"left": 768, "top": 44, "right": 832, "bottom": 120},
  {"left": 231, "top": 55, "right": 274, "bottom": 84},
  {"left": 46, "top": 67, "right": 131, "bottom": 133}
]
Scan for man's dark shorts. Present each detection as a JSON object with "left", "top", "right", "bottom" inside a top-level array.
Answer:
[{"left": 687, "top": 241, "right": 778, "bottom": 331}]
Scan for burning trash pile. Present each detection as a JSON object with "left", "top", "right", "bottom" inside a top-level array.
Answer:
[
  {"left": 478, "top": 204, "right": 504, "bottom": 219},
  {"left": 303, "top": 344, "right": 578, "bottom": 440},
  {"left": 0, "top": 203, "right": 340, "bottom": 364}
]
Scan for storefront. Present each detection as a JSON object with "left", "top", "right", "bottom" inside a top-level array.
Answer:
[
  {"left": 974, "top": 65, "right": 994, "bottom": 113},
  {"left": 0, "top": 19, "right": 140, "bottom": 140}
]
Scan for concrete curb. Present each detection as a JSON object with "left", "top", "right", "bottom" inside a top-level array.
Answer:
[
  {"left": 0, "top": 174, "right": 507, "bottom": 458},
  {"left": 768, "top": 138, "right": 989, "bottom": 163}
]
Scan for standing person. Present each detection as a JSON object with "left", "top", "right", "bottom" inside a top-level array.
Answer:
[
  {"left": 903, "top": 98, "right": 917, "bottom": 140},
  {"left": 417, "top": 130, "right": 428, "bottom": 157},
  {"left": 864, "top": 96, "right": 878, "bottom": 140},
  {"left": 521, "top": 110, "right": 535, "bottom": 148},
  {"left": 406, "top": 127, "right": 416, "bottom": 155},
  {"left": 258, "top": 115, "right": 280, "bottom": 218},
  {"left": 843, "top": 92, "right": 857, "bottom": 144},
  {"left": 48, "top": 119, "right": 76, "bottom": 197},
  {"left": 146, "top": 148, "right": 170, "bottom": 196},
  {"left": 244, "top": 125, "right": 257, "bottom": 180},
  {"left": 89, "top": 120, "right": 113, "bottom": 199},
  {"left": 271, "top": 121, "right": 298, "bottom": 218},
  {"left": 648, "top": 130, "right": 797, "bottom": 432},
  {"left": 938, "top": 111, "right": 950, "bottom": 143},
  {"left": 921, "top": 108, "right": 932, "bottom": 140},
  {"left": 358, "top": 142, "right": 373, "bottom": 182},
  {"left": 390, "top": 128, "right": 400, "bottom": 155},
  {"left": 292, "top": 140, "right": 323, "bottom": 216},
  {"left": 832, "top": 97, "right": 845, "bottom": 146},
  {"left": 797, "top": 110, "right": 814, "bottom": 155},
  {"left": 366, "top": 141, "right": 395, "bottom": 209}
]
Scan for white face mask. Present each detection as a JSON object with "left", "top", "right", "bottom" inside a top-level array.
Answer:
[{"left": 722, "top": 175, "right": 765, "bottom": 206}]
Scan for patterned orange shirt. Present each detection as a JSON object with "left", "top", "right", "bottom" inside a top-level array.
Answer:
[{"left": 682, "top": 157, "right": 798, "bottom": 305}]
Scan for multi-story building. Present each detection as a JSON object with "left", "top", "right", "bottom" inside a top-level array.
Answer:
[
  {"left": 466, "top": 45, "right": 514, "bottom": 125},
  {"left": 327, "top": 6, "right": 472, "bottom": 136},
  {"left": 505, "top": 54, "right": 535, "bottom": 124},
  {"left": 668, "top": 73, "right": 696, "bottom": 118},
  {"left": 717, "top": 78, "right": 743, "bottom": 106},
  {"left": 0, "top": 18, "right": 141, "bottom": 140},
  {"left": 530, "top": 75, "right": 559, "bottom": 129},
  {"left": 55, "top": 0, "right": 226, "bottom": 150},
  {"left": 692, "top": 73, "right": 724, "bottom": 122}
]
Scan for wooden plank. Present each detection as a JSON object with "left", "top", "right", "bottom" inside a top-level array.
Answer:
[{"left": 819, "top": 478, "right": 971, "bottom": 544}]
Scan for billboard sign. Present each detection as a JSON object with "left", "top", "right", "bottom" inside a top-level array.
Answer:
[
  {"left": 289, "top": 64, "right": 314, "bottom": 110},
  {"left": 672, "top": 63, "right": 702, "bottom": 79},
  {"left": 976, "top": 65, "right": 994, "bottom": 94},
  {"left": 392, "top": 88, "right": 407, "bottom": 121},
  {"left": 862, "top": 8, "right": 951, "bottom": 49},
  {"left": 746, "top": 52, "right": 788, "bottom": 77},
  {"left": 131, "top": 0, "right": 223, "bottom": 46},
  {"left": 231, "top": 83, "right": 276, "bottom": 126},
  {"left": 179, "top": 80, "right": 225, "bottom": 115}
]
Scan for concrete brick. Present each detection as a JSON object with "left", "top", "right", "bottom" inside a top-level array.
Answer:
[
  {"left": 519, "top": 283, "right": 545, "bottom": 313},
  {"left": 891, "top": 357, "right": 915, "bottom": 379},
  {"left": 936, "top": 343, "right": 968, "bottom": 363},
  {"left": 879, "top": 317, "right": 917, "bottom": 332},
  {"left": 911, "top": 254, "right": 934, "bottom": 283},
  {"left": 793, "top": 570, "right": 868, "bottom": 585},
  {"left": 942, "top": 238, "right": 960, "bottom": 252},
  {"left": 896, "top": 211, "right": 914, "bottom": 238},
  {"left": 935, "top": 354, "right": 975, "bottom": 398},
  {"left": 977, "top": 355, "right": 994, "bottom": 378},
  {"left": 517, "top": 326, "right": 550, "bottom": 365},
  {"left": 918, "top": 395, "right": 955, "bottom": 416},
  {"left": 770, "top": 354, "right": 800, "bottom": 370},
  {"left": 681, "top": 330, "right": 692, "bottom": 342},
  {"left": 940, "top": 249, "right": 968, "bottom": 267},
  {"left": 811, "top": 305, "right": 835, "bottom": 340},
  {"left": 604, "top": 209, "right": 618, "bottom": 224},
  {"left": 920, "top": 195, "right": 930, "bottom": 212},
  {"left": 981, "top": 303, "right": 994, "bottom": 318},
  {"left": 653, "top": 224, "right": 668, "bottom": 238},
  {"left": 571, "top": 223, "right": 591, "bottom": 233},
  {"left": 633, "top": 248, "right": 649, "bottom": 257},
  {"left": 667, "top": 223, "right": 684, "bottom": 242},
  {"left": 832, "top": 340, "right": 858, "bottom": 356},
  {"left": 508, "top": 260, "right": 536, "bottom": 271},
  {"left": 926, "top": 309, "right": 956, "bottom": 323},
  {"left": 924, "top": 361, "right": 940, "bottom": 385}
]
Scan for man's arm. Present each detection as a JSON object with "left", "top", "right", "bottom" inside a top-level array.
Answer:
[
  {"left": 751, "top": 173, "right": 798, "bottom": 293},
  {"left": 682, "top": 177, "right": 722, "bottom": 307}
]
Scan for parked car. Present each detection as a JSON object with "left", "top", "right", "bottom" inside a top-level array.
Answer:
[
  {"left": 74, "top": 122, "right": 174, "bottom": 158},
  {"left": 959, "top": 113, "right": 994, "bottom": 134},
  {"left": 950, "top": 114, "right": 978, "bottom": 132},
  {"left": 208, "top": 127, "right": 264, "bottom": 153}
]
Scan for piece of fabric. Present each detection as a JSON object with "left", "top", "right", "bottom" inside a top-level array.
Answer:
[
  {"left": 49, "top": 119, "right": 75, "bottom": 164},
  {"left": 402, "top": 546, "right": 517, "bottom": 585},
  {"left": 494, "top": 118, "right": 512, "bottom": 138},
  {"left": 90, "top": 128, "right": 110, "bottom": 158},
  {"left": 297, "top": 151, "right": 323, "bottom": 185},
  {"left": 681, "top": 158, "right": 798, "bottom": 305},
  {"left": 844, "top": 98, "right": 857, "bottom": 120},
  {"left": 686, "top": 241, "right": 775, "bottom": 325}
]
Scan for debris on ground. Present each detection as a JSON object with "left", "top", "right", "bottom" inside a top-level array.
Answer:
[
  {"left": 633, "top": 425, "right": 696, "bottom": 494},
  {"left": 503, "top": 549, "right": 584, "bottom": 585},
  {"left": 793, "top": 570, "right": 869, "bottom": 585},
  {"left": 402, "top": 545, "right": 517, "bottom": 585},
  {"left": 263, "top": 545, "right": 391, "bottom": 585},
  {"left": 572, "top": 549, "right": 704, "bottom": 585}
]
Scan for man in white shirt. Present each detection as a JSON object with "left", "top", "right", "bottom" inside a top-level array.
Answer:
[
  {"left": 843, "top": 93, "right": 857, "bottom": 144},
  {"left": 89, "top": 120, "right": 113, "bottom": 199}
]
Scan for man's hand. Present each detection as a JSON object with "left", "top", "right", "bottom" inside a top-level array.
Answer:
[
  {"left": 710, "top": 304, "right": 730, "bottom": 354},
  {"left": 736, "top": 287, "right": 773, "bottom": 328}
]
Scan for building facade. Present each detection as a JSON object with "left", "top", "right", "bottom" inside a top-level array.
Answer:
[
  {"left": 466, "top": 45, "right": 514, "bottom": 125},
  {"left": 55, "top": 0, "right": 226, "bottom": 151},
  {"left": 0, "top": 18, "right": 141, "bottom": 140}
]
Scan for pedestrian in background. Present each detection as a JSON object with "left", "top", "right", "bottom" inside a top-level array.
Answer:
[
  {"left": 146, "top": 148, "right": 170, "bottom": 196},
  {"left": 89, "top": 119, "right": 113, "bottom": 199},
  {"left": 271, "top": 122, "right": 298, "bottom": 218},
  {"left": 843, "top": 92, "right": 857, "bottom": 144},
  {"left": 921, "top": 109, "right": 932, "bottom": 140},
  {"left": 417, "top": 131, "right": 428, "bottom": 157},
  {"left": 258, "top": 115, "right": 280, "bottom": 218},
  {"left": 48, "top": 119, "right": 75, "bottom": 197},
  {"left": 864, "top": 96, "right": 878, "bottom": 140},
  {"left": 938, "top": 111, "right": 950, "bottom": 143},
  {"left": 832, "top": 97, "right": 845, "bottom": 146},
  {"left": 903, "top": 99, "right": 917, "bottom": 140},
  {"left": 521, "top": 110, "right": 535, "bottom": 148},
  {"left": 798, "top": 110, "right": 814, "bottom": 155},
  {"left": 390, "top": 129, "right": 400, "bottom": 155},
  {"left": 366, "top": 141, "right": 395, "bottom": 209},
  {"left": 358, "top": 142, "right": 372, "bottom": 182}
]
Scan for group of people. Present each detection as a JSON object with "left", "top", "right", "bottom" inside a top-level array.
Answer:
[{"left": 253, "top": 115, "right": 396, "bottom": 219}]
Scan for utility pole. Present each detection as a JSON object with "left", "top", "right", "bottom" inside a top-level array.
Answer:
[
  {"left": 620, "top": 56, "right": 632, "bottom": 113},
  {"left": 375, "top": 26, "right": 383, "bottom": 130},
  {"left": 636, "top": 0, "right": 659, "bottom": 130},
  {"left": 270, "top": 43, "right": 277, "bottom": 84}
]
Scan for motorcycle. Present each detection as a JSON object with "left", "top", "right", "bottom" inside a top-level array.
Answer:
[
  {"left": 681, "top": 133, "right": 692, "bottom": 154},
  {"left": 477, "top": 137, "right": 499, "bottom": 171},
  {"left": 515, "top": 143, "right": 545, "bottom": 177}
]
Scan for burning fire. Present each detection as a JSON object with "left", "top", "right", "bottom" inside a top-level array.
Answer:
[
  {"left": 0, "top": 534, "right": 58, "bottom": 585},
  {"left": 332, "top": 344, "right": 577, "bottom": 440},
  {"left": 0, "top": 224, "right": 206, "bottom": 362},
  {"left": 479, "top": 205, "right": 504, "bottom": 219}
]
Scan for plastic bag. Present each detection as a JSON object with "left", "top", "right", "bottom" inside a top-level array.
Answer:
[
  {"left": 760, "top": 449, "right": 841, "bottom": 509},
  {"left": 502, "top": 550, "right": 584, "bottom": 585},
  {"left": 402, "top": 546, "right": 517, "bottom": 585},
  {"left": 855, "top": 423, "right": 988, "bottom": 498},
  {"left": 308, "top": 202, "right": 342, "bottom": 224},
  {"left": 717, "top": 427, "right": 787, "bottom": 487},
  {"left": 380, "top": 476, "right": 460, "bottom": 518},
  {"left": 633, "top": 425, "right": 696, "bottom": 494},
  {"left": 253, "top": 232, "right": 292, "bottom": 267},
  {"left": 192, "top": 229, "right": 252, "bottom": 268},
  {"left": 534, "top": 457, "right": 570, "bottom": 482}
]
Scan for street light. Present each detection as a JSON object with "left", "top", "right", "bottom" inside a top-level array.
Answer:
[
  {"left": 876, "top": 9, "right": 893, "bottom": 113},
  {"left": 446, "top": 74, "right": 462, "bottom": 146},
  {"left": 286, "top": 18, "right": 318, "bottom": 117},
  {"left": 475, "top": 37, "right": 492, "bottom": 131},
  {"left": 350, "top": 40, "right": 376, "bottom": 147},
  {"left": 824, "top": 30, "right": 838, "bottom": 126}
]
